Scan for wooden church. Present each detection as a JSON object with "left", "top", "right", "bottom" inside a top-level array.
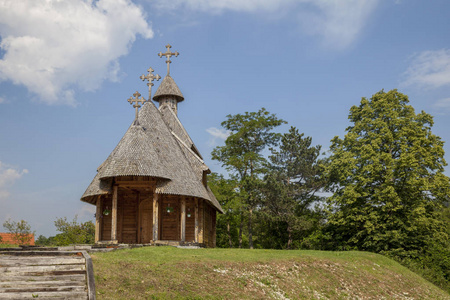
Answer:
[{"left": 80, "top": 45, "right": 223, "bottom": 247}]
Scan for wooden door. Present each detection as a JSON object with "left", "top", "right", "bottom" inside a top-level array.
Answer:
[
  {"left": 139, "top": 199, "right": 152, "bottom": 243},
  {"left": 161, "top": 196, "right": 180, "bottom": 240}
]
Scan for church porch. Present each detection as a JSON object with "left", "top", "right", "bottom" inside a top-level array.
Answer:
[{"left": 94, "top": 177, "right": 213, "bottom": 246}]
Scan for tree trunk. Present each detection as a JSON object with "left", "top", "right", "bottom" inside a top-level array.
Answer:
[
  {"left": 238, "top": 212, "right": 243, "bottom": 249},
  {"left": 227, "top": 220, "right": 232, "bottom": 248},
  {"left": 287, "top": 225, "right": 292, "bottom": 250},
  {"left": 248, "top": 208, "right": 253, "bottom": 249}
]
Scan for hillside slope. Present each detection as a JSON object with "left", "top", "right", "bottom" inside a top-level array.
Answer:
[{"left": 91, "top": 247, "right": 449, "bottom": 299}]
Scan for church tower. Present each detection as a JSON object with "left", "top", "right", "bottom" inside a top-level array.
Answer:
[{"left": 152, "top": 44, "right": 184, "bottom": 115}]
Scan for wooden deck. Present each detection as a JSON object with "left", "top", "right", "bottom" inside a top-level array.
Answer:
[{"left": 0, "top": 250, "right": 95, "bottom": 299}]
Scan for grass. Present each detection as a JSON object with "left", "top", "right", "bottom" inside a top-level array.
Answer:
[
  {"left": 91, "top": 247, "right": 450, "bottom": 299},
  {"left": 0, "top": 243, "right": 19, "bottom": 248}
]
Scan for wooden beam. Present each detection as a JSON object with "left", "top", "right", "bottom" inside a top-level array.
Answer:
[
  {"left": 111, "top": 185, "right": 118, "bottom": 243},
  {"left": 212, "top": 209, "right": 217, "bottom": 248},
  {"left": 152, "top": 193, "right": 159, "bottom": 241},
  {"left": 198, "top": 199, "right": 204, "bottom": 244},
  {"left": 136, "top": 192, "right": 140, "bottom": 244},
  {"left": 194, "top": 198, "right": 199, "bottom": 243},
  {"left": 95, "top": 196, "right": 102, "bottom": 243},
  {"left": 181, "top": 197, "right": 186, "bottom": 242},
  {"left": 115, "top": 181, "right": 154, "bottom": 188}
]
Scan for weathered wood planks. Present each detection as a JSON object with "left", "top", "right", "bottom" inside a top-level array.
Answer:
[{"left": 0, "top": 251, "right": 94, "bottom": 300}]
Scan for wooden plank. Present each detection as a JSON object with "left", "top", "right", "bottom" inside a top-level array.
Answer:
[
  {"left": 0, "top": 257, "right": 85, "bottom": 266},
  {"left": 0, "top": 291, "right": 88, "bottom": 299},
  {"left": 102, "top": 197, "right": 112, "bottom": 241},
  {"left": 116, "top": 180, "right": 154, "bottom": 187},
  {"left": 135, "top": 193, "right": 140, "bottom": 243},
  {"left": 0, "top": 280, "right": 85, "bottom": 288},
  {"left": 0, "top": 274, "right": 85, "bottom": 282},
  {"left": 139, "top": 199, "right": 152, "bottom": 243},
  {"left": 0, "top": 284, "right": 86, "bottom": 292},
  {"left": 152, "top": 193, "right": 159, "bottom": 241},
  {"left": 198, "top": 199, "right": 204, "bottom": 243},
  {"left": 0, "top": 264, "right": 85, "bottom": 274},
  {"left": 111, "top": 184, "right": 118, "bottom": 242},
  {"left": 181, "top": 197, "right": 186, "bottom": 242},
  {"left": 95, "top": 196, "right": 101, "bottom": 243}
]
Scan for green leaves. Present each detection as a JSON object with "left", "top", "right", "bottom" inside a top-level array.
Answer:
[
  {"left": 326, "top": 89, "right": 450, "bottom": 254},
  {"left": 2, "top": 219, "right": 34, "bottom": 245},
  {"left": 54, "top": 216, "right": 95, "bottom": 246}
]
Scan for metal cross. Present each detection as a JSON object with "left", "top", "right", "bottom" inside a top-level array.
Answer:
[
  {"left": 158, "top": 44, "right": 179, "bottom": 75},
  {"left": 140, "top": 67, "right": 161, "bottom": 101},
  {"left": 128, "top": 91, "right": 146, "bottom": 124}
]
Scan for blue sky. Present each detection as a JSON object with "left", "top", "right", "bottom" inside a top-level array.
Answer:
[{"left": 1, "top": 0, "right": 450, "bottom": 237}]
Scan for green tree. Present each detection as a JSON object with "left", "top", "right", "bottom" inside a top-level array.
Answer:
[
  {"left": 54, "top": 216, "right": 95, "bottom": 246},
  {"left": 263, "top": 127, "right": 326, "bottom": 249},
  {"left": 208, "top": 173, "right": 243, "bottom": 248},
  {"left": 326, "top": 90, "right": 450, "bottom": 256},
  {"left": 212, "top": 108, "right": 286, "bottom": 248},
  {"left": 3, "top": 219, "right": 34, "bottom": 245},
  {"left": 35, "top": 235, "right": 48, "bottom": 246}
]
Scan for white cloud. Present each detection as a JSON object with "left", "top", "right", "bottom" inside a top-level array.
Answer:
[
  {"left": 401, "top": 49, "right": 450, "bottom": 89},
  {"left": 0, "top": 0, "right": 153, "bottom": 105},
  {"left": 153, "top": 0, "right": 290, "bottom": 13},
  {"left": 297, "top": 0, "right": 379, "bottom": 50},
  {"left": 432, "top": 98, "right": 450, "bottom": 114},
  {"left": 0, "top": 161, "right": 28, "bottom": 201},
  {"left": 206, "top": 127, "right": 230, "bottom": 146},
  {"left": 151, "top": 0, "right": 379, "bottom": 50},
  {"left": 0, "top": 96, "right": 5, "bottom": 103},
  {"left": 77, "top": 204, "right": 96, "bottom": 219}
]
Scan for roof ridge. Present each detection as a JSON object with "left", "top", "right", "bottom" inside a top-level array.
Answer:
[{"left": 171, "top": 130, "right": 206, "bottom": 166}]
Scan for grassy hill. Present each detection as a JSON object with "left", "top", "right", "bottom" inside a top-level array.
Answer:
[{"left": 91, "top": 247, "right": 449, "bottom": 299}]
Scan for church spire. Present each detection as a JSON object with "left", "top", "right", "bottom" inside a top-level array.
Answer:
[
  {"left": 158, "top": 44, "right": 179, "bottom": 76},
  {"left": 153, "top": 44, "right": 184, "bottom": 115},
  {"left": 140, "top": 67, "right": 161, "bottom": 101},
  {"left": 128, "top": 91, "right": 145, "bottom": 125}
]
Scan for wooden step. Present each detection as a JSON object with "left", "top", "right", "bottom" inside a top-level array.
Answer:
[
  {"left": 0, "top": 291, "right": 88, "bottom": 299},
  {"left": 0, "top": 251, "right": 94, "bottom": 299}
]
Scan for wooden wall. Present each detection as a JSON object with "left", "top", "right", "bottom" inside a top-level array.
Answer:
[
  {"left": 185, "top": 197, "right": 195, "bottom": 242},
  {"left": 160, "top": 195, "right": 180, "bottom": 240},
  {"left": 99, "top": 192, "right": 218, "bottom": 247},
  {"left": 117, "top": 189, "right": 138, "bottom": 244},
  {"left": 101, "top": 196, "right": 112, "bottom": 241}
]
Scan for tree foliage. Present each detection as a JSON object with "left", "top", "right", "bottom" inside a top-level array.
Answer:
[
  {"left": 326, "top": 90, "right": 449, "bottom": 254},
  {"left": 212, "top": 108, "right": 286, "bottom": 248},
  {"left": 262, "top": 127, "right": 326, "bottom": 249},
  {"left": 208, "top": 173, "right": 244, "bottom": 248},
  {"left": 53, "top": 216, "right": 95, "bottom": 246},
  {"left": 3, "top": 219, "right": 34, "bottom": 245}
]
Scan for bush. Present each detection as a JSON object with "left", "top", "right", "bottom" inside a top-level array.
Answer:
[
  {"left": 54, "top": 216, "right": 95, "bottom": 246},
  {"left": 3, "top": 219, "right": 34, "bottom": 245}
]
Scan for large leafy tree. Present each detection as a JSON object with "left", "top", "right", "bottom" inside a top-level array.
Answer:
[
  {"left": 263, "top": 127, "right": 326, "bottom": 249},
  {"left": 212, "top": 108, "right": 286, "bottom": 248},
  {"left": 326, "top": 90, "right": 450, "bottom": 256}
]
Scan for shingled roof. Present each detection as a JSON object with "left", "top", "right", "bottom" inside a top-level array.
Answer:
[
  {"left": 81, "top": 100, "right": 223, "bottom": 213},
  {"left": 153, "top": 75, "right": 184, "bottom": 102}
]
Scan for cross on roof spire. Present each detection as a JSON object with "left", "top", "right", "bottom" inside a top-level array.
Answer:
[
  {"left": 158, "top": 44, "right": 179, "bottom": 75},
  {"left": 140, "top": 67, "right": 161, "bottom": 101},
  {"left": 127, "top": 91, "right": 146, "bottom": 125}
]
